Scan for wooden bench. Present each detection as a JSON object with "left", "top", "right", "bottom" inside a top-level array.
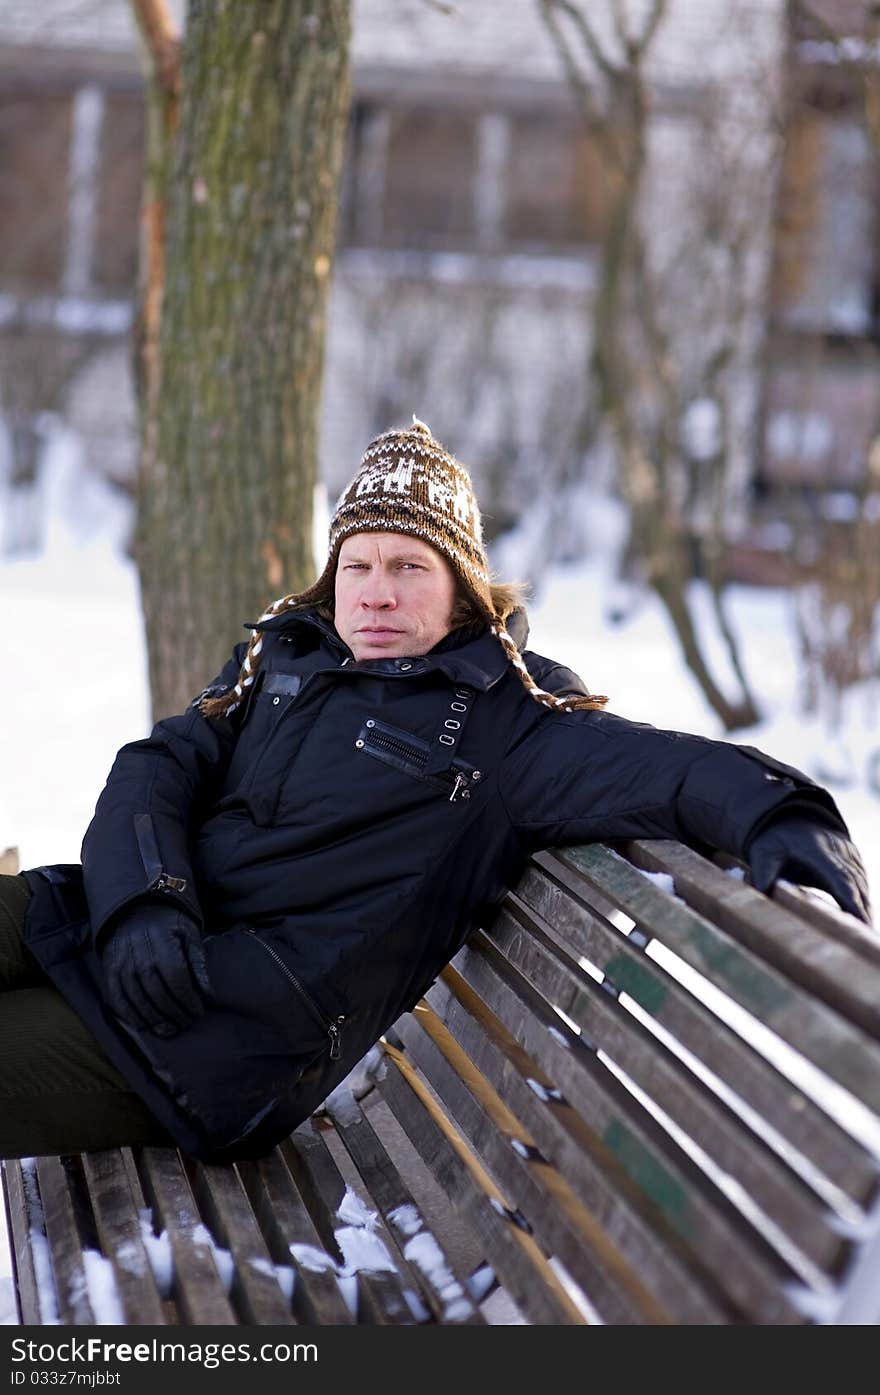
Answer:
[{"left": 4, "top": 839, "right": 880, "bottom": 1325}]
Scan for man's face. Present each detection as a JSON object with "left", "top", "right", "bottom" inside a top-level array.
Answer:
[{"left": 334, "top": 532, "right": 458, "bottom": 661}]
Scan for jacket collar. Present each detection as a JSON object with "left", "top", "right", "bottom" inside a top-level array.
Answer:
[{"left": 250, "top": 607, "right": 529, "bottom": 693}]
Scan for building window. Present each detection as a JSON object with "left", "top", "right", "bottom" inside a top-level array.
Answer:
[
  {"left": 505, "top": 112, "right": 610, "bottom": 248},
  {"left": 774, "top": 112, "right": 877, "bottom": 338},
  {"left": 341, "top": 100, "right": 610, "bottom": 254},
  {"left": 0, "top": 93, "right": 73, "bottom": 291}
]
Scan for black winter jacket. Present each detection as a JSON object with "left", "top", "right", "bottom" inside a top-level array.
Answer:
[{"left": 22, "top": 609, "right": 846, "bottom": 1160}]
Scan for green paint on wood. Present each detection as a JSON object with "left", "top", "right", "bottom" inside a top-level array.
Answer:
[
  {"left": 686, "top": 922, "right": 788, "bottom": 1017},
  {"left": 603, "top": 1119, "right": 693, "bottom": 1239},
  {"left": 604, "top": 955, "right": 667, "bottom": 1013}
]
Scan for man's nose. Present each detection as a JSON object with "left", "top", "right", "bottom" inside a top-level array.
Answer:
[{"left": 360, "top": 571, "right": 397, "bottom": 608}]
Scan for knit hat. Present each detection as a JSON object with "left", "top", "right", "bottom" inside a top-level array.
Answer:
[
  {"left": 201, "top": 418, "right": 607, "bottom": 718},
  {"left": 293, "top": 417, "right": 494, "bottom": 620}
]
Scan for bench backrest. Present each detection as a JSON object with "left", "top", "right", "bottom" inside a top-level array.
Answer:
[{"left": 377, "top": 838, "right": 880, "bottom": 1324}]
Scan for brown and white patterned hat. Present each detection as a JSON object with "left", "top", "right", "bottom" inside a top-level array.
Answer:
[{"left": 294, "top": 417, "right": 495, "bottom": 621}]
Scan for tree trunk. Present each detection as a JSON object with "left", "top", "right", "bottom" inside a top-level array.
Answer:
[{"left": 134, "top": 0, "right": 351, "bottom": 720}]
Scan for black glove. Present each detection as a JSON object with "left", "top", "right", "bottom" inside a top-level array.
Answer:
[
  {"left": 100, "top": 903, "right": 213, "bottom": 1036},
  {"left": 747, "top": 814, "right": 872, "bottom": 925}
]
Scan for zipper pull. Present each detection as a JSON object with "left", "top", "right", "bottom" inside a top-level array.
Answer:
[
  {"left": 449, "top": 773, "right": 470, "bottom": 803},
  {"left": 328, "top": 1016, "right": 345, "bottom": 1060},
  {"left": 154, "top": 873, "right": 188, "bottom": 893}
]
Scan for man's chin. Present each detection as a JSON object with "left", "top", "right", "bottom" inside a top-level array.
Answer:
[{"left": 352, "top": 638, "right": 411, "bottom": 660}]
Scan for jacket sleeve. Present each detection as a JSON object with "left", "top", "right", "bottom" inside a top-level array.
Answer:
[
  {"left": 80, "top": 643, "right": 249, "bottom": 938},
  {"left": 498, "top": 707, "right": 849, "bottom": 859}
]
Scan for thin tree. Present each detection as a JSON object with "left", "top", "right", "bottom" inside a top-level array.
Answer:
[
  {"left": 131, "top": 0, "right": 352, "bottom": 718},
  {"left": 538, "top": 0, "right": 771, "bottom": 729}
]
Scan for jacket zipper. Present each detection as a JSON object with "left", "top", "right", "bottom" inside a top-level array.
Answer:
[
  {"left": 358, "top": 720, "right": 480, "bottom": 801},
  {"left": 368, "top": 725, "right": 430, "bottom": 768},
  {"left": 244, "top": 929, "right": 345, "bottom": 1059}
]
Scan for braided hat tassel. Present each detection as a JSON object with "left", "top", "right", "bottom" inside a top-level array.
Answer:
[{"left": 491, "top": 624, "right": 608, "bottom": 714}]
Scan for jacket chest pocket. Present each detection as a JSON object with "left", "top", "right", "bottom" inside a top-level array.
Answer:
[{"left": 356, "top": 718, "right": 482, "bottom": 803}]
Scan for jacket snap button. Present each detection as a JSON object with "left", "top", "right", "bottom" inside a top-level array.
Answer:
[
  {"left": 399, "top": 661, "right": 412, "bottom": 671},
  {"left": 272, "top": 696, "right": 280, "bottom": 706},
  {"left": 355, "top": 739, "right": 364, "bottom": 748}
]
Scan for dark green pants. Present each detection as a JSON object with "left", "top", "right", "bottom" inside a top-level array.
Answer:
[{"left": 0, "top": 874, "right": 170, "bottom": 1157}]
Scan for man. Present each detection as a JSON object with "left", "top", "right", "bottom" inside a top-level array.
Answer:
[{"left": 0, "top": 419, "right": 871, "bottom": 1161}]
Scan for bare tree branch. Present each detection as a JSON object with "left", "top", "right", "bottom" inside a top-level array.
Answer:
[
  {"left": 639, "top": 0, "right": 668, "bottom": 58},
  {"left": 540, "top": 0, "right": 618, "bottom": 80},
  {"left": 537, "top": 0, "right": 618, "bottom": 153},
  {"left": 610, "top": 0, "right": 631, "bottom": 51},
  {"left": 129, "top": 0, "right": 181, "bottom": 96}
]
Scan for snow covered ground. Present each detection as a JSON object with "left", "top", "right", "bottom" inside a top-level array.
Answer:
[{"left": 0, "top": 429, "right": 877, "bottom": 1321}]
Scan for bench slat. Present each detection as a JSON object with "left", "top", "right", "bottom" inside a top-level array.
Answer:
[
  {"left": 3, "top": 1162, "right": 40, "bottom": 1323},
  {"left": 380, "top": 1040, "right": 597, "bottom": 1324},
  {"left": 624, "top": 840, "right": 880, "bottom": 1034},
  {"left": 137, "top": 1148, "right": 235, "bottom": 1324},
  {"left": 283, "top": 1125, "right": 419, "bottom": 1325},
  {"left": 476, "top": 908, "right": 853, "bottom": 1273},
  {"left": 36, "top": 1157, "right": 96, "bottom": 1324},
  {"left": 520, "top": 859, "right": 880, "bottom": 1206},
  {"left": 423, "top": 971, "right": 809, "bottom": 1325},
  {"left": 771, "top": 880, "right": 880, "bottom": 966},
  {"left": 81, "top": 1150, "right": 167, "bottom": 1325},
  {"left": 236, "top": 1151, "right": 354, "bottom": 1324},
  {"left": 187, "top": 1160, "right": 295, "bottom": 1325},
  {"left": 552, "top": 847, "right": 880, "bottom": 1120},
  {"left": 313, "top": 1096, "right": 484, "bottom": 1324}
]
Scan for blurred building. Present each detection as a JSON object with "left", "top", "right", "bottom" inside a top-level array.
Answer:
[{"left": 0, "top": 0, "right": 875, "bottom": 582}]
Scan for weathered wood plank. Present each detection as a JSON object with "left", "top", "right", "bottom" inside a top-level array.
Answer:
[
  {"left": 551, "top": 846, "right": 880, "bottom": 1117},
  {"left": 622, "top": 840, "right": 880, "bottom": 1035},
  {"left": 770, "top": 880, "right": 880, "bottom": 966},
  {"left": 36, "top": 1156, "right": 95, "bottom": 1324},
  {"left": 323, "top": 1087, "right": 484, "bottom": 1324},
  {"left": 186, "top": 1160, "right": 294, "bottom": 1325},
  {"left": 236, "top": 1151, "right": 354, "bottom": 1325},
  {"left": 137, "top": 1148, "right": 235, "bottom": 1324},
  {"left": 519, "top": 857, "right": 880, "bottom": 1206},
  {"left": 2, "top": 1161, "right": 42, "bottom": 1323},
  {"left": 284, "top": 1124, "right": 418, "bottom": 1325},
  {"left": 379, "top": 1038, "right": 604, "bottom": 1324},
  {"left": 472, "top": 908, "right": 853, "bottom": 1274},
  {"left": 81, "top": 1150, "right": 166, "bottom": 1325},
  {"left": 419, "top": 976, "right": 807, "bottom": 1325}
]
